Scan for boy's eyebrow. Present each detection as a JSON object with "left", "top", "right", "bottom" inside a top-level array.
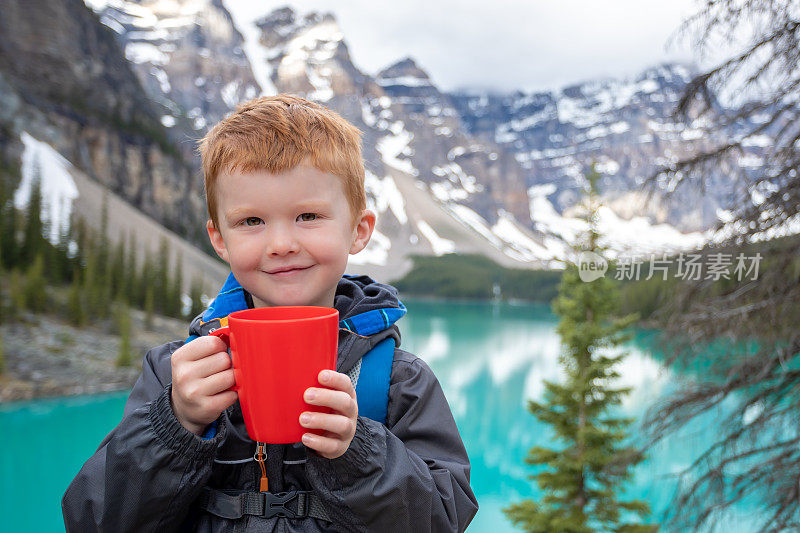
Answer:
[
  {"left": 223, "top": 207, "right": 251, "bottom": 222},
  {"left": 295, "top": 200, "right": 332, "bottom": 210},
  {"left": 223, "top": 201, "right": 333, "bottom": 221}
]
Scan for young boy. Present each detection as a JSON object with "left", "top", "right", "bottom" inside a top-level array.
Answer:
[{"left": 62, "top": 94, "right": 478, "bottom": 532}]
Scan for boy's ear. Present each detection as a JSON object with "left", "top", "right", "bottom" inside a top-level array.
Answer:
[
  {"left": 349, "top": 209, "right": 376, "bottom": 255},
  {"left": 206, "top": 219, "right": 231, "bottom": 264}
]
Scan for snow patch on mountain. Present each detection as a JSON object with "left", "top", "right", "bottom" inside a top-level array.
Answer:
[
  {"left": 416, "top": 220, "right": 456, "bottom": 256},
  {"left": 361, "top": 101, "right": 379, "bottom": 127},
  {"left": 221, "top": 80, "right": 241, "bottom": 108},
  {"left": 500, "top": 104, "right": 557, "bottom": 134},
  {"left": 286, "top": 17, "right": 343, "bottom": 60},
  {"left": 378, "top": 75, "right": 433, "bottom": 88},
  {"left": 84, "top": 0, "right": 111, "bottom": 11},
  {"left": 125, "top": 42, "right": 168, "bottom": 64},
  {"left": 14, "top": 133, "right": 79, "bottom": 245},
  {"left": 431, "top": 162, "right": 484, "bottom": 197},
  {"left": 574, "top": 121, "right": 630, "bottom": 142},
  {"left": 376, "top": 123, "right": 418, "bottom": 176},
  {"left": 365, "top": 171, "right": 408, "bottom": 225},
  {"left": 152, "top": 67, "right": 171, "bottom": 92},
  {"left": 492, "top": 210, "right": 562, "bottom": 265},
  {"left": 447, "top": 204, "right": 502, "bottom": 246}
]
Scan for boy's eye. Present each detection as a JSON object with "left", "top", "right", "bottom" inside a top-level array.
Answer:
[
  {"left": 298, "top": 213, "right": 318, "bottom": 222},
  {"left": 243, "top": 217, "right": 263, "bottom": 226}
]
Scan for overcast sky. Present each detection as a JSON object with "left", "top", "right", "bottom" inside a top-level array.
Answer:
[{"left": 226, "top": 0, "right": 724, "bottom": 94}]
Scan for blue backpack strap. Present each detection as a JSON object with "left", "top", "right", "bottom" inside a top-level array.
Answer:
[{"left": 355, "top": 337, "right": 396, "bottom": 425}]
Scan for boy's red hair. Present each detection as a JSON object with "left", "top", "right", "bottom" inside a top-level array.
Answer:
[{"left": 198, "top": 94, "right": 366, "bottom": 229}]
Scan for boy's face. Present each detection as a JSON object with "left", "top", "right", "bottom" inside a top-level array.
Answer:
[{"left": 206, "top": 161, "right": 375, "bottom": 309}]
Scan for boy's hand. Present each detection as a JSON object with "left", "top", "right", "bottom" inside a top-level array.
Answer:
[
  {"left": 170, "top": 336, "right": 238, "bottom": 436},
  {"left": 300, "top": 370, "right": 358, "bottom": 459}
]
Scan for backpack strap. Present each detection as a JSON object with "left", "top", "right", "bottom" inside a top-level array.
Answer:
[
  {"left": 197, "top": 487, "right": 331, "bottom": 521},
  {"left": 354, "top": 337, "right": 395, "bottom": 425}
]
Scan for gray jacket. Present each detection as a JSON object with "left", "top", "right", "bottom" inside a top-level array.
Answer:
[{"left": 62, "top": 275, "right": 478, "bottom": 532}]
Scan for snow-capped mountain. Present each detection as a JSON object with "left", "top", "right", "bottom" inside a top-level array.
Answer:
[{"left": 2, "top": 0, "right": 768, "bottom": 283}]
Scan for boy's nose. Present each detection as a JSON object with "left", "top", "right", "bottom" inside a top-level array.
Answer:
[{"left": 267, "top": 224, "right": 300, "bottom": 256}]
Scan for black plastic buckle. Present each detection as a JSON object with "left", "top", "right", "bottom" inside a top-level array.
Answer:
[{"left": 261, "top": 491, "right": 305, "bottom": 519}]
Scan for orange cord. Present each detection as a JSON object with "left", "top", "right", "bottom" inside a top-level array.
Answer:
[{"left": 255, "top": 443, "right": 268, "bottom": 492}]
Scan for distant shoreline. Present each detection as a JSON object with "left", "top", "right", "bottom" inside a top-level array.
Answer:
[
  {"left": 398, "top": 293, "right": 552, "bottom": 306},
  {"left": 0, "top": 387, "right": 131, "bottom": 408}
]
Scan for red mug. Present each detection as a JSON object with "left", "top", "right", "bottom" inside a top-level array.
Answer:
[{"left": 210, "top": 306, "right": 339, "bottom": 443}]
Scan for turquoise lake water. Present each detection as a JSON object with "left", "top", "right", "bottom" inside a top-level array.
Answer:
[{"left": 0, "top": 298, "right": 762, "bottom": 531}]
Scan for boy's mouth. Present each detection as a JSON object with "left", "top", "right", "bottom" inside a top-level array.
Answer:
[{"left": 266, "top": 265, "right": 312, "bottom": 276}]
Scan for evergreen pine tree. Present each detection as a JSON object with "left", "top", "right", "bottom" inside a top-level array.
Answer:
[
  {"left": 21, "top": 161, "right": 45, "bottom": 265},
  {"left": 155, "top": 236, "right": 169, "bottom": 315},
  {"left": 170, "top": 251, "right": 184, "bottom": 318},
  {"left": 111, "top": 233, "right": 126, "bottom": 302},
  {"left": 99, "top": 192, "right": 110, "bottom": 253},
  {"left": 504, "top": 167, "right": 657, "bottom": 533},
  {"left": 98, "top": 194, "right": 112, "bottom": 317},
  {"left": 0, "top": 201, "right": 17, "bottom": 271},
  {"left": 41, "top": 211, "right": 57, "bottom": 281},
  {"left": 83, "top": 233, "right": 100, "bottom": 319},
  {"left": 72, "top": 217, "right": 88, "bottom": 271},
  {"left": 125, "top": 231, "right": 138, "bottom": 305},
  {"left": 9, "top": 269, "right": 25, "bottom": 316},
  {"left": 137, "top": 247, "right": 154, "bottom": 310},
  {"left": 68, "top": 273, "right": 86, "bottom": 327},
  {"left": 23, "top": 254, "right": 47, "bottom": 313},
  {"left": 0, "top": 244, "right": 3, "bottom": 314},
  {"left": 0, "top": 167, "right": 7, "bottom": 270},
  {"left": 115, "top": 301, "right": 132, "bottom": 368},
  {"left": 188, "top": 276, "right": 206, "bottom": 320},
  {"left": 64, "top": 218, "right": 88, "bottom": 323},
  {"left": 144, "top": 283, "right": 155, "bottom": 331},
  {"left": 54, "top": 216, "right": 73, "bottom": 284},
  {"left": 0, "top": 170, "right": 17, "bottom": 271}
]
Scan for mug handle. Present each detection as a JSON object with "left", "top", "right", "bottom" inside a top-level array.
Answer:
[{"left": 209, "top": 326, "right": 239, "bottom": 392}]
